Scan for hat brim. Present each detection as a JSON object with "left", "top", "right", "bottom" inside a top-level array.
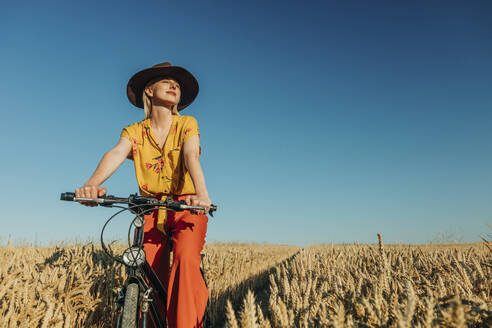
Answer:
[{"left": 127, "top": 66, "right": 199, "bottom": 111}]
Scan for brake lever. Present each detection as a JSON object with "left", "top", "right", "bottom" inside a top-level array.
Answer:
[{"left": 165, "top": 197, "right": 184, "bottom": 211}]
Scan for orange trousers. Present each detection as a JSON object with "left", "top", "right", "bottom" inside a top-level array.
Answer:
[{"left": 142, "top": 194, "right": 209, "bottom": 328}]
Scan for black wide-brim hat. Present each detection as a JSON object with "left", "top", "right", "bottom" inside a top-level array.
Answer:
[{"left": 126, "top": 62, "right": 199, "bottom": 111}]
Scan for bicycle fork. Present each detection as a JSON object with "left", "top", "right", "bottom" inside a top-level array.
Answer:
[{"left": 140, "top": 288, "right": 153, "bottom": 328}]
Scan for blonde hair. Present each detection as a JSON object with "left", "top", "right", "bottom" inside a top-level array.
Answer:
[{"left": 143, "top": 77, "right": 180, "bottom": 119}]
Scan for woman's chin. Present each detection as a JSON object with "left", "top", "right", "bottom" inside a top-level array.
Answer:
[{"left": 154, "top": 98, "right": 178, "bottom": 108}]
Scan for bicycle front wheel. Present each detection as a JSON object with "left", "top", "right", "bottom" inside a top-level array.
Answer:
[{"left": 121, "top": 283, "right": 139, "bottom": 328}]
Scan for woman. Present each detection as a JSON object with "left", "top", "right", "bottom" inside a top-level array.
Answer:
[{"left": 75, "top": 62, "right": 212, "bottom": 328}]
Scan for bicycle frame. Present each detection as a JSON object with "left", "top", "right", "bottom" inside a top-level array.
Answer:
[{"left": 122, "top": 205, "right": 168, "bottom": 328}]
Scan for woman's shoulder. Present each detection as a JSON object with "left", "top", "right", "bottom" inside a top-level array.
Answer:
[
  {"left": 123, "top": 119, "right": 147, "bottom": 130},
  {"left": 121, "top": 119, "right": 148, "bottom": 139},
  {"left": 177, "top": 115, "right": 198, "bottom": 126}
]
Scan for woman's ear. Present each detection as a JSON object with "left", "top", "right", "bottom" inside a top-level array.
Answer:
[{"left": 144, "top": 85, "right": 153, "bottom": 98}]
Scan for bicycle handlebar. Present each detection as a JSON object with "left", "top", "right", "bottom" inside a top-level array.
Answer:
[{"left": 60, "top": 192, "right": 217, "bottom": 215}]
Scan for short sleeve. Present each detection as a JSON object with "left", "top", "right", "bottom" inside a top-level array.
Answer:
[
  {"left": 120, "top": 127, "right": 131, "bottom": 140},
  {"left": 120, "top": 127, "right": 134, "bottom": 160},
  {"left": 182, "top": 116, "right": 200, "bottom": 144}
]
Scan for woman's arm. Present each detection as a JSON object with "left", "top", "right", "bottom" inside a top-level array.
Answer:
[
  {"left": 182, "top": 134, "right": 211, "bottom": 214},
  {"left": 75, "top": 137, "right": 132, "bottom": 206}
]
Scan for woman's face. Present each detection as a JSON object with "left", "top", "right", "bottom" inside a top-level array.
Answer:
[{"left": 146, "top": 77, "right": 181, "bottom": 107}]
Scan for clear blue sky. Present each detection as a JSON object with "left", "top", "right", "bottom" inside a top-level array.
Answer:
[{"left": 1, "top": 0, "right": 491, "bottom": 246}]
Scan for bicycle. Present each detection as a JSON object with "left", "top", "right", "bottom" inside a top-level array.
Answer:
[{"left": 60, "top": 192, "right": 217, "bottom": 328}]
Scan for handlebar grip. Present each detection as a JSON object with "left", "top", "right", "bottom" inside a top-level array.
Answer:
[
  {"left": 179, "top": 200, "right": 217, "bottom": 214},
  {"left": 60, "top": 192, "right": 76, "bottom": 201},
  {"left": 178, "top": 200, "right": 217, "bottom": 211}
]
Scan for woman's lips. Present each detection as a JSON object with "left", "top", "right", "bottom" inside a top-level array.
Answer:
[{"left": 166, "top": 91, "right": 176, "bottom": 96}]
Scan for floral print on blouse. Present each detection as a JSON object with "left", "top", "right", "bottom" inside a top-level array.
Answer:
[{"left": 120, "top": 115, "right": 200, "bottom": 232}]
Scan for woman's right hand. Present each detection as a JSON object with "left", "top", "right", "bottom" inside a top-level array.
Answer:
[{"left": 75, "top": 185, "right": 107, "bottom": 207}]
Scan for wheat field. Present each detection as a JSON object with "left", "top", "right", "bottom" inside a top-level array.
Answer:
[{"left": 0, "top": 238, "right": 490, "bottom": 327}]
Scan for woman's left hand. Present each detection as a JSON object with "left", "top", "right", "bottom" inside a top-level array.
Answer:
[{"left": 184, "top": 194, "right": 211, "bottom": 215}]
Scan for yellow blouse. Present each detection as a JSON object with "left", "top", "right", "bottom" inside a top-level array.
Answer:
[{"left": 120, "top": 115, "right": 200, "bottom": 233}]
